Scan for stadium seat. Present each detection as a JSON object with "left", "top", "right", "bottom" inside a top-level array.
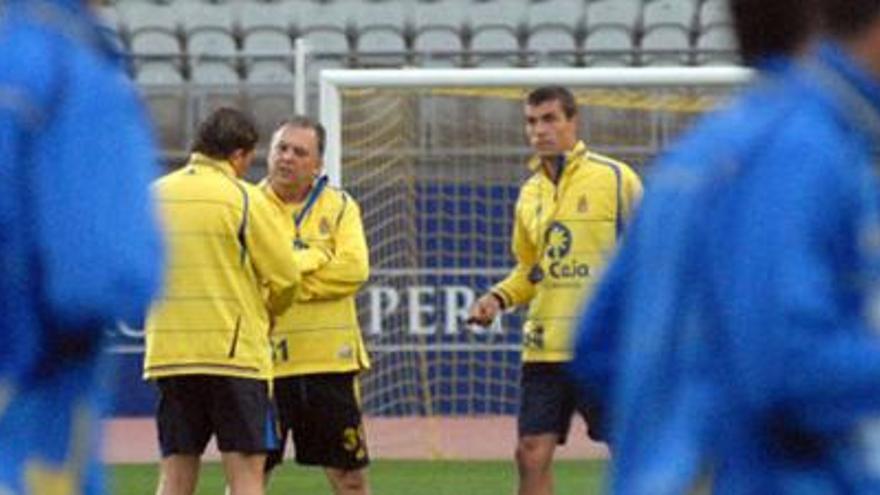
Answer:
[
  {"left": 525, "top": 0, "right": 586, "bottom": 31},
  {"left": 696, "top": 24, "right": 738, "bottom": 65},
  {"left": 464, "top": 0, "right": 526, "bottom": 67},
  {"left": 524, "top": 0, "right": 586, "bottom": 66},
  {"left": 470, "top": 26, "right": 523, "bottom": 67},
  {"left": 641, "top": 0, "right": 698, "bottom": 31},
  {"left": 241, "top": 28, "right": 294, "bottom": 82},
  {"left": 586, "top": 0, "right": 641, "bottom": 31},
  {"left": 176, "top": 2, "right": 237, "bottom": 33},
  {"left": 190, "top": 62, "right": 240, "bottom": 85},
  {"left": 136, "top": 62, "right": 185, "bottom": 85},
  {"left": 352, "top": 1, "right": 411, "bottom": 68},
  {"left": 584, "top": 25, "right": 636, "bottom": 67},
  {"left": 412, "top": 2, "right": 467, "bottom": 67},
  {"left": 640, "top": 25, "right": 692, "bottom": 66},
  {"left": 245, "top": 61, "right": 295, "bottom": 85},
  {"left": 117, "top": 2, "right": 179, "bottom": 36},
  {"left": 130, "top": 29, "right": 184, "bottom": 81},
  {"left": 467, "top": 0, "right": 526, "bottom": 30},
  {"left": 293, "top": 1, "right": 353, "bottom": 69},
  {"left": 526, "top": 26, "right": 580, "bottom": 66},
  {"left": 699, "top": 0, "right": 732, "bottom": 30}
]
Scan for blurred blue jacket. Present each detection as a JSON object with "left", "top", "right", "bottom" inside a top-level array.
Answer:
[
  {"left": 569, "top": 59, "right": 802, "bottom": 495},
  {"left": 0, "top": 0, "right": 163, "bottom": 384},
  {"left": 572, "top": 42, "right": 880, "bottom": 495},
  {"left": 699, "top": 42, "right": 880, "bottom": 494},
  {"left": 0, "top": 1, "right": 163, "bottom": 493}
]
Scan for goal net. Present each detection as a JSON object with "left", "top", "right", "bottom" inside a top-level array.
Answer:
[{"left": 319, "top": 68, "right": 751, "bottom": 420}]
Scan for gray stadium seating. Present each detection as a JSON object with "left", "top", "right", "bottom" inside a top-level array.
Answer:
[
  {"left": 584, "top": 25, "right": 636, "bottom": 67},
  {"left": 412, "top": 1, "right": 467, "bottom": 66},
  {"left": 524, "top": 0, "right": 586, "bottom": 66},
  {"left": 641, "top": 0, "right": 698, "bottom": 31},
  {"left": 586, "top": 0, "right": 642, "bottom": 30},
  {"left": 641, "top": 25, "right": 692, "bottom": 66},
  {"left": 110, "top": 0, "right": 737, "bottom": 77},
  {"left": 696, "top": 23, "right": 738, "bottom": 65},
  {"left": 699, "top": 0, "right": 732, "bottom": 29},
  {"left": 351, "top": 1, "right": 411, "bottom": 67}
]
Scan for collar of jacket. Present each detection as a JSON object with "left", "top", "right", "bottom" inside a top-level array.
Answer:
[
  {"left": 258, "top": 178, "right": 314, "bottom": 211},
  {"left": 188, "top": 153, "right": 237, "bottom": 177},
  {"left": 527, "top": 140, "right": 588, "bottom": 179}
]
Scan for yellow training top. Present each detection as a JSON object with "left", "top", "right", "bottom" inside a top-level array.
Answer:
[
  {"left": 262, "top": 179, "right": 371, "bottom": 377},
  {"left": 492, "top": 141, "right": 642, "bottom": 363},
  {"left": 144, "top": 153, "right": 301, "bottom": 380}
]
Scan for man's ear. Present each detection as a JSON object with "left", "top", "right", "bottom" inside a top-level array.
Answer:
[{"left": 228, "top": 148, "right": 252, "bottom": 176}]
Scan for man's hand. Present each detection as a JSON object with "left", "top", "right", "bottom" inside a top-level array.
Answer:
[{"left": 467, "top": 292, "right": 503, "bottom": 327}]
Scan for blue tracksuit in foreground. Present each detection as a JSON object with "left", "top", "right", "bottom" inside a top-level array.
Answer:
[
  {"left": 0, "top": 1, "right": 163, "bottom": 493},
  {"left": 572, "top": 43, "right": 880, "bottom": 494}
]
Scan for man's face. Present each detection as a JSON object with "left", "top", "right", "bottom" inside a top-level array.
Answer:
[
  {"left": 268, "top": 125, "right": 321, "bottom": 193},
  {"left": 524, "top": 99, "right": 578, "bottom": 157}
]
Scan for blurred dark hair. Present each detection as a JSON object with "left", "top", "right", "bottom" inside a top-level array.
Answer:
[
  {"left": 275, "top": 115, "right": 326, "bottom": 157},
  {"left": 731, "top": 0, "right": 818, "bottom": 66},
  {"left": 819, "top": 0, "right": 880, "bottom": 39},
  {"left": 191, "top": 107, "right": 259, "bottom": 159},
  {"left": 526, "top": 86, "right": 578, "bottom": 119}
]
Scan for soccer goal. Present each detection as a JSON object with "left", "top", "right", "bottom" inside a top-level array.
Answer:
[{"left": 318, "top": 67, "right": 751, "bottom": 428}]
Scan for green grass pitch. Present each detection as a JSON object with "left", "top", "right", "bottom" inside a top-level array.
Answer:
[{"left": 110, "top": 459, "right": 606, "bottom": 494}]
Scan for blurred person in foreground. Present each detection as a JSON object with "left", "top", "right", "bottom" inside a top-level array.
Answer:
[
  {"left": 0, "top": 0, "right": 164, "bottom": 494},
  {"left": 467, "top": 86, "right": 642, "bottom": 495},
  {"left": 572, "top": 0, "right": 880, "bottom": 493},
  {"left": 144, "top": 108, "right": 301, "bottom": 495},
  {"left": 259, "top": 117, "right": 371, "bottom": 495}
]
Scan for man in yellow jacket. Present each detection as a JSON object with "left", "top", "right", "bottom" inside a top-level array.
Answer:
[
  {"left": 261, "top": 117, "right": 372, "bottom": 495},
  {"left": 144, "top": 108, "right": 302, "bottom": 495},
  {"left": 468, "top": 86, "right": 642, "bottom": 495}
]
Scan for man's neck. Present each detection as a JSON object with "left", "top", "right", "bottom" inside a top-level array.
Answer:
[{"left": 273, "top": 181, "right": 312, "bottom": 204}]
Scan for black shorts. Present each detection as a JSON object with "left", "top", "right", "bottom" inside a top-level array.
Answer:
[
  {"left": 267, "top": 372, "right": 369, "bottom": 470},
  {"left": 155, "top": 375, "right": 278, "bottom": 457},
  {"left": 518, "top": 363, "right": 605, "bottom": 443}
]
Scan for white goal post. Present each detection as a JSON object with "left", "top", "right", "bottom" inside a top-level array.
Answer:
[{"left": 316, "top": 67, "right": 753, "bottom": 419}]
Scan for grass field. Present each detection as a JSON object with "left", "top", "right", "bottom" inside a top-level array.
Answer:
[{"left": 111, "top": 459, "right": 607, "bottom": 494}]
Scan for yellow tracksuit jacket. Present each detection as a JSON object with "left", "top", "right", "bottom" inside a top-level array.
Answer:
[
  {"left": 144, "top": 154, "right": 301, "bottom": 380},
  {"left": 262, "top": 180, "right": 371, "bottom": 376},
  {"left": 492, "top": 141, "right": 642, "bottom": 362}
]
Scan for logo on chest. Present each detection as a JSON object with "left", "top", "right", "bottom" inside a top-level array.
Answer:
[{"left": 542, "top": 221, "right": 590, "bottom": 280}]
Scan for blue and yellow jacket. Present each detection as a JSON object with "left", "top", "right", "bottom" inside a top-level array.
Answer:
[
  {"left": 145, "top": 154, "right": 301, "bottom": 380},
  {"left": 493, "top": 140, "right": 641, "bottom": 362},
  {"left": 261, "top": 180, "right": 371, "bottom": 377}
]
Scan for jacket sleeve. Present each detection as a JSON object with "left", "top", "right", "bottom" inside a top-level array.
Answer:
[
  {"left": 296, "top": 196, "right": 370, "bottom": 302},
  {"left": 492, "top": 194, "right": 538, "bottom": 308},
  {"left": 620, "top": 165, "right": 644, "bottom": 222},
  {"left": 246, "top": 188, "right": 301, "bottom": 311},
  {"left": 292, "top": 246, "right": 332, "bottom": 274}
]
